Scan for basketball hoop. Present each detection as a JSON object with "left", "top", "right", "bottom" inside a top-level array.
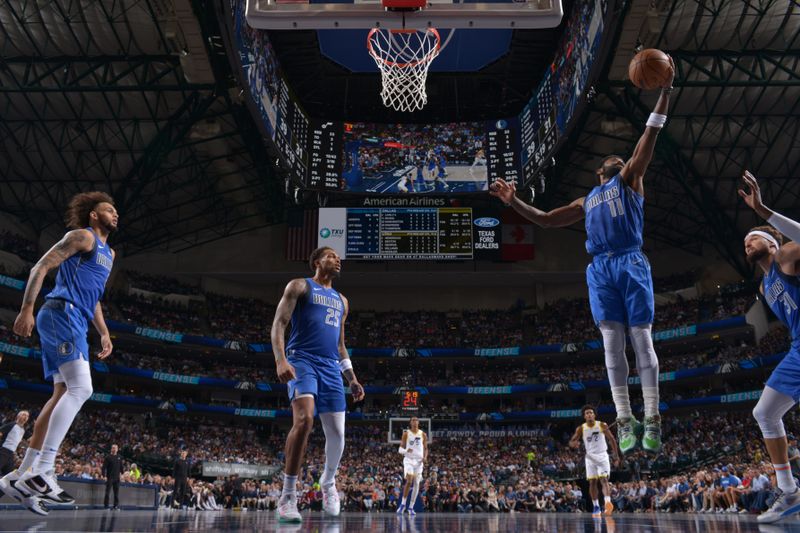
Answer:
[{"left": 367, "top": 27, "right": 441, "bottom": 113}]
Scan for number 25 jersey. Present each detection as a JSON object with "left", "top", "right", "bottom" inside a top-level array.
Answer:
[{"left": 286, "top": 278, "right": 344, "bottom": 361}]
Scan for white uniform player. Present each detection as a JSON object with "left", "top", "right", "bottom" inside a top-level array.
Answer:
[
  {"left": 570, "top": 405, "right": 620, "bottom": 517},
  {"left": 397, "top": 417, "right": 427, "bottom": 515},
  {"left": 582, "top": 421, "right": 611, "bottom": 480}
]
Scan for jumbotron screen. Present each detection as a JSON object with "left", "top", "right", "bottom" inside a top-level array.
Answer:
[
  {"left": 307, "top": 120, "right": 521, "bottom": 194},
  {"left": 317, "top": 207, "right": 501, "bottom": 260}
]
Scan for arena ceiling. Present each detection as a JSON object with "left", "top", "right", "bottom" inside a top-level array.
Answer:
[
  {"left": 0, "top": 0, "right": 798, "bottom": 278},
  {"left": 0, "top": 0, "right": 283, "bottom": 255}
]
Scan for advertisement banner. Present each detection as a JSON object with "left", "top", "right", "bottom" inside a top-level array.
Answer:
[
  {"left": 202, "top": 461, "right": 280, "bottom": 479},
  {"left": 317, "top": 208, "right": 348, "bottom": 258}
]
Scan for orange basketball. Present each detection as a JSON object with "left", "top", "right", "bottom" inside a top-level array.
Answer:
[{"left": 628, "top": 49, "right": 672, "bottom": 91}]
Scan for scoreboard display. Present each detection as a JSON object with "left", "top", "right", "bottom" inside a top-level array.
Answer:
[{"left": 318, "top": 207, "right": 501, "bottom": 261}]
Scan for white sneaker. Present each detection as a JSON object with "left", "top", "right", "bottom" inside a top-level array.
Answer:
[
  {"left": 322, "top": 486, "right": 341, "bottom": 516},
  {"left": 0, "top": 470, "right": 33, "bottom": 502},
  {"left": 758, "top": 488, "right": 800, "bottom": 524},
  {"left": 21, "top": 471, "right": 75, "bottom": 504},
  {"left": 277, "top": 496, "right": 302, "bottom": 523}
]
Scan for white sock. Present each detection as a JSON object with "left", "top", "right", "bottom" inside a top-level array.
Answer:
[
  {"left": 592, "top": 499, "right": 599, "bottom": 507},
  {"left": 610, "top": 386, "right": 633, "bottom": 420},
  {"left": 605, "top": 496, "right": 611, "bottom": 503},
  {"left": 36, "top": 359, "right": 93, "bottom": 474},
  {"left": 18, "top": 447, "right": 41, "bottom": 474},
  {"left": 318, "top": 412, "right": 345, "bottom": 490},
  {"left": 281, "top": 474, "right": 297, "bottom": 500},
  {"left": 774, "top": 464, "right": 797, "bottom": 493},
  {"left": 642, "top": 386, "right": 660, "bottom": 418}
]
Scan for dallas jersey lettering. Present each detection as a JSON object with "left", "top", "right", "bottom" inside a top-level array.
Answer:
[
  {"left": 762, "top": 262, "right": 800, "bottom": 401},
  {"left": 584, "top": 174, "right": 654, "bottom": 326},
  {"left": 763, "top": 262, "right": 800, "bottom": 340},
  {"left": 284, "top": 278, "right": 347, "bottom": 413},
  {"left": 46, "top": 228, "right": 114, "bottom": 321},
  {"left": 582, "top": 422, "right": 611, "bottom": 480},
  {"left": 37, "top": 228, "right": 113, "bottom": 379},
  {"left": 286, "top": 278, "right": 344, "bottom": 361},
  {"left": 584, "top": 173, "right": 644, "bottom": 255}
]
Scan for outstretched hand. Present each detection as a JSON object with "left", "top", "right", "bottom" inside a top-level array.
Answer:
[
  {"left": 738, "top": 170, "right": 771, "bottom": 219},
  {"left": 489, "top": 178, "right": 516, "bottom": 204}
]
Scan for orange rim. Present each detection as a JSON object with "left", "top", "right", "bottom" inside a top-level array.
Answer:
[{"left": 367, "top": 28, "right": 441, "bottom": 69}]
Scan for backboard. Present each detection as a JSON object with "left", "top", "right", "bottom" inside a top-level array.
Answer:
[{"left": 245, "top": 0, "right": 563, "bottom": 30}]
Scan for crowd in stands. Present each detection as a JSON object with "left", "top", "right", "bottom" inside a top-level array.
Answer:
[
  {"left": 205, "top": 293, "right": 275, "bottom": 343},
  {"left": 125, "top": 271, "right": 201, "bottom": 296},
  {"left": 0, "top": 229, "right": 38, "bottom": 263},
  {"left": 108, "top": 293, "right": 205, "bottom": 337},
  {"left": 2, "top": 396, "right": 792, "bottom": 516}
]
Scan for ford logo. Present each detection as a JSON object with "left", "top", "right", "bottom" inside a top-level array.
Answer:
[{"left": 474, "top": 217, "right": 500, "bottom": 228}]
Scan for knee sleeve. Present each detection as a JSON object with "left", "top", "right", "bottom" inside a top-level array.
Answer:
[
  {"left": 753, "top": 386, "right": 796, "bottom": 439},
  {"left": 599, "top": 321, "right": 628, "bottom": 387}
]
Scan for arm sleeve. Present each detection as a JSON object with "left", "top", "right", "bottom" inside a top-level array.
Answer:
[{"left": 769, "top": 212, "right": 800, "bottom": 243}]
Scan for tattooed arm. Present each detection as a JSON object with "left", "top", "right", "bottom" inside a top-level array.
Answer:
[
  {"left": 271, "top": 278, "right": 308, "bottom": 383},
  {"left": 13, "top": 229, "right": 94, "bottom": 337},
  {"left": 338, "top": 294, "right": 365, "bottom": 402}
]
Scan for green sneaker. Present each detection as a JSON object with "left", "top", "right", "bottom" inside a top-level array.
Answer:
[
  {"left": 642, "top": 415, "right": 662, "bottom": 454},
  {"left": 617, "top": 417, "right": 642, "bottom": 455}
]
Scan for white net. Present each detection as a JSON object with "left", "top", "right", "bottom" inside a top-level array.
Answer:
[{"left": 367, "top": 28, "right": 441, "bottom": 113}]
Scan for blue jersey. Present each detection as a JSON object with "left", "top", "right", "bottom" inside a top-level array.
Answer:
[
  {"left": 763, "top": 262, "right": 800, "bottom": 342},
  {"left": 46, "top": 228, "right": 113, "bottom": 321},
  {"left": 286, "top": 278, "right": 344, "bottom": 361},
  {"left": 583, "top": 173, "right": 644, "bottom": 255}
]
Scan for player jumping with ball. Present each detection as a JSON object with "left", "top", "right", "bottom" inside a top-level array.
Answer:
[{"left": 490, "top": 57, "right": 675, "bottom": 455}]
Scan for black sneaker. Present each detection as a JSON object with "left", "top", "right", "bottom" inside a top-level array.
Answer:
[{"left": 21, "top": 473, "right": 76, "bottom": 505}]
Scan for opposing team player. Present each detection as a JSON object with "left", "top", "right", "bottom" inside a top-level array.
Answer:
[
  {"left": 0, "top": 411, "right": 30, "bottom": 477},
  {"left": 272, "top": 247, "right": 365, "bottom": 522},
  {"left": 397, "top": 171, "right": 415, "bottom": 194},
  {"left": 569, "top": 405, "right": 620, "bottom": 517},
  {"left": 470, "top": 149, "right": 487, "bottom": 177},
  {"left": 490, "top": 59, "right": 675, "bottom": 455},
  {"left": 739, "top": 170, "right": 800, "bottom": 523},
  {"left": 396, "top": 416, "right": 427, "bottom": 515},
  {"left": 0, "top": 192, "right": 116, "bottom": 515}
]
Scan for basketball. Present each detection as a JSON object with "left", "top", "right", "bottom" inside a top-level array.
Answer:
[{"left": 628, "top": 48, "right": 672, "bottom": 90}]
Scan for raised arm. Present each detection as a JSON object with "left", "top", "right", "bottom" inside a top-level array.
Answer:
[
  {"left": 490, "top": 179, "right": 585, "bottom": 228},
  {"left": 620, "top": 60, "right": 675, "bottom": 195},
  {"left": 740, "top": 170, "right": 800, "bottom": 245},
  {"left": 338, "top": 295, "right": 364, "bottom": 402},
  {"left": 14, "top": 229, "right": 94, "bottom": 337},
  {"left": 271, "top": 278, "right": 308, "bottom": 383}
]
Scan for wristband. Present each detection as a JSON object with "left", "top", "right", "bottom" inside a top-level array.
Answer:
[
  {"left": 339, "top": 358, "right": 353, "bottom": 373},
  {"left": 661, "top": 86, "right": 674, "bottom": 94},
  {"left": 398, "top": 447, "right": 407, "bottom": 455},
  {"left": 646, "top": 113, "right": 667, "bottom": 128}
]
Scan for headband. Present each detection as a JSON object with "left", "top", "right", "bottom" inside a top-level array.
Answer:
[{"left": 744, "top": 230, "right": 780, "bottom": 250}]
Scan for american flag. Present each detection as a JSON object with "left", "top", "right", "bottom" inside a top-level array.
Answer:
[{"left": 286, "top": 209, "right": 319, "bottom": 261}]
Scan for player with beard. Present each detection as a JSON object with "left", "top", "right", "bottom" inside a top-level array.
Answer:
[
  {"left": 272, "top": 247, "right": 365, "bottom": 522},
  {"left": 490, "top": 58, "right": 674, "bottom": 456},
  {"left": 0, "top": 192, "right": 116, "bottom": 515},
  {"left": 739, "top": 170, "right": 800, "bottom": 523}
]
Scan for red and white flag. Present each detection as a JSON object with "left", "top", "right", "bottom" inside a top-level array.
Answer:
[
  {"left": 286, "top": 209, "right": 319, "bottom": 261},
  {"left": 501, "top": 209, "right": 535, "bottom": 261}
]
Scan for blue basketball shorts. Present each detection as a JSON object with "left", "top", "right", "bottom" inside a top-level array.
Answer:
[
  {"left": 37, "top": 299, "right": 89, "bottom": 380},
  {"left": 767, "top": 347, "right": 800, "bottom": 402},
  {"left": 586, "top": 250, "right": 655, "bottom": 327},
  {"left": 286, "top": 354, "right": 346, "bottom": 414}
]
